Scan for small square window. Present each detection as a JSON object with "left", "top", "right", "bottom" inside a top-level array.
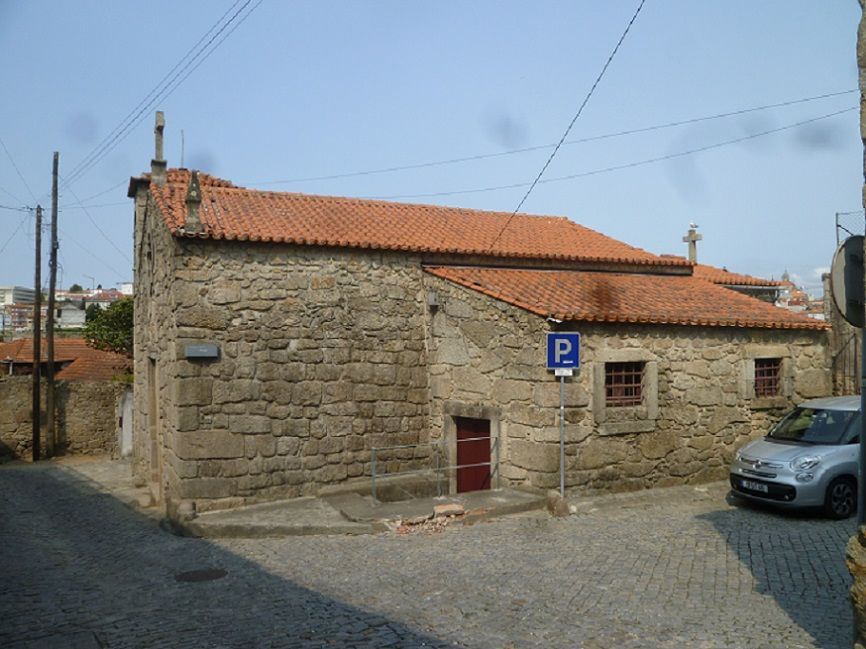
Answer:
[
  {"left": 605, "top": 361, "right": 644, "bottom": 407},
  {"left": 755, "top": 358, "right": 782, "bottom": 397}
]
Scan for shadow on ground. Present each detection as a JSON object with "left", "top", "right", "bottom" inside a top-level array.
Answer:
[
  {"left": 698, "top": 495, "right": 855, "bottom": 649},
  {"left": 0, "top": 462, "right": 454, "bottom": 649}
]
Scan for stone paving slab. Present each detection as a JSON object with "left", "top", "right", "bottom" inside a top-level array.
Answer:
[
  {"left": 328, "top": 488, "right": 546, "bottom": 523},
  {"left": 185, "top": 496, "right": 384, "bottom": 537}
]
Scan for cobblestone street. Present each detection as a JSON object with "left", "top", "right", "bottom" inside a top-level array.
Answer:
[{"left": 0, "top": 461, "right": 855, "bottom": 648}]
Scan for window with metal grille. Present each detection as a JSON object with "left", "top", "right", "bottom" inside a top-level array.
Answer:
[
  {"left": 754, "top": 358, "right": 782, "bottom": 397},
  {"left": 605, "top": 361, "right": 645, "bottom": 407}
]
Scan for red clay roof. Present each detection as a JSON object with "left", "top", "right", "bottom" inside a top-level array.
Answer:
[
  {"left": 692, "top": 263, "right": 782, "bottom": 287},
  {"left": 144, "top": 169, "right": 689, "bottom": 268},
  {"left": 425, "top": 266, "right": 827, "bottom": 330},
  {"left": 0, "top": 337, "right": 130, "bottom": 381}
]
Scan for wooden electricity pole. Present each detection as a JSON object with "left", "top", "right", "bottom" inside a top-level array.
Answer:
[
  {"left": 31, "top": 204, "right": 42, "bottom": 462},
  {"left": 46, "top": 152, "right": 59, "bottom": 457}
]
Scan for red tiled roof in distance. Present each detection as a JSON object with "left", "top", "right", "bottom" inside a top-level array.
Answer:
[
  {"left": 425, "top": 266, "right": 827, "bottom": 330},
  {"left": 144, "top": 169, "right": 691, "bottom": 268},
  {"left": 0, "top": 337, "right": 130, "bottom": 381}
]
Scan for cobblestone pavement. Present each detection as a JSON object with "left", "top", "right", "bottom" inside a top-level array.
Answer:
[{"left": 0, "top": 461, "right": 856, "bottom": 648}]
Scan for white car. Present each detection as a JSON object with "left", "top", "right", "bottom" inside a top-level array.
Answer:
[{"left": 729, "top": 396, "right": 861, "bottom": 519}]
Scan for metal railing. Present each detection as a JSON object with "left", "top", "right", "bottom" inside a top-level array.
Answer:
[
  {"left": 832, "top": 331, "right": 861, "bottom": 396},
  {"left": 370, "top": 435, "right": 500, "bottom": 502}
]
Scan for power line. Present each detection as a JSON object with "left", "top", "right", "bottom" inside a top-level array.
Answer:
[
  {"left": 78, "top": 179, "right": 129, "bottom": 203},
  {"left": 0, "top": 204, "right": 33, "bottom": 213},
  {"left": 0, "top": 211, "right": 31, "bottom": 255},
  {"left": 367, "top": 106, "right": 856, "bottom": 201},
  {"left": 62, "top": 0, "right": 249, "bottom": 187},
  {"left": 58, "top": 226, "right": 127, "bottom": 279},
  {"left": 247, "top": 89, "right": 857, "bottom": 188},
  {"left": 60, "top": 201, "right": 129, "bottom": 212},
  {"left": 62, "top": 0, "right": 246, "bottom": 187},
  {"left": 60, "top": 178, "right": 132, "bottom": 263},
  {"left": 63, "top": 0, "right": 262, "bottom": 188},
  {"left": 508, "top": 0, "right": 647, "bottom": 219},
  {"left": 0, "top": 135, "right": 39, "bottom": 203},
  {"left": 0, "top": 183, "right": 25, "bottom": 205}
]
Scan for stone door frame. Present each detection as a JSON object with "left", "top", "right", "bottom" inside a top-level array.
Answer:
[{"left": 441, "top": 401, "right": 501, "bottom": 495}]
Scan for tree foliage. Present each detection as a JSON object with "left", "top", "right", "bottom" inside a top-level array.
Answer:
[
  {"left": 85, "top": 303, "right": 103, "bottom": 323},
  {"left": 84, "top": 297, "right": 133, "bottom": 357},
  {"left": 69, "top": 283, "right": 83, "bottom": 293}
]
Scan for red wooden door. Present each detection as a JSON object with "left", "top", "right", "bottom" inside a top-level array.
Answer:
[{"left": 456, "top": 417, "right": 491, "bottom": 493}]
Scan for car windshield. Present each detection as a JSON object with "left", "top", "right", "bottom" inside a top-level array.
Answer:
[{"left": 767, "top": 407, "right": 856, "bottom": 445}]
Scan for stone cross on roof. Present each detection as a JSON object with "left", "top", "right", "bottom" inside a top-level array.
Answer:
[{"left": 682, "top": 224, "right": 702, "bottom": 263}]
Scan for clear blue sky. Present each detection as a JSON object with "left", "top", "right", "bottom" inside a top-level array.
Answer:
[{"left": 0, "top": 1, "right": 860, "bottom": 295}]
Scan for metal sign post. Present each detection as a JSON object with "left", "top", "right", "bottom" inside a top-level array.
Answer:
[
  {"left": 560, "top": 373, "right": 566, "bottom": 497},
  {"left": 830, "top": 236, "right": 866, "bottom": 524},
  {"left": 548, "top": 333, "right": 580, "bottom": 499},
  {"left": 861, "top": 335, "right": 866, "bottom": 525}
]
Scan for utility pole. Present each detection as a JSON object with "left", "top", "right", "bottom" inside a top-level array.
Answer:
[
  {"left": 32, "top": 205, "right": 42, "bottom": 462},
  {"left": 46, "top": 152, "right": 59, "bottom": 457}
]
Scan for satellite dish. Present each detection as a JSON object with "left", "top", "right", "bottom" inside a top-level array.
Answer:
[{"left": 830, "top": 235, "right": 865, "bottom": 328}]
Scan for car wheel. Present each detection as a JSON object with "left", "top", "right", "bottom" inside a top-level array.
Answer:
[{"left": 824, "top": 478, "right": 856, "bottom": 519}]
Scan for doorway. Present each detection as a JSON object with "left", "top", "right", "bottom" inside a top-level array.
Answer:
[{"left": 455, "top": 417, "right": 491, "bottom": 493}]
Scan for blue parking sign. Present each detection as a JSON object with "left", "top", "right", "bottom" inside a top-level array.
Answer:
[{"left": 547, "top": 333, "right": 580, "bottom": 369}]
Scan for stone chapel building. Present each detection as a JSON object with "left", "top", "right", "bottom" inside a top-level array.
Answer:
[{"left": 129, "top": 129, "right": 830, "bottom": 519}]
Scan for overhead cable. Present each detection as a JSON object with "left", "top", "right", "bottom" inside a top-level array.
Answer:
[
  {"left": 63, "top": 0, "right": 262, "bottom": 188},
  {"left": 367, "top": 106, "right": 857, "bottom": 201},
  {"left": 247, "top": 89, "right": 857, "bottom": 187}
]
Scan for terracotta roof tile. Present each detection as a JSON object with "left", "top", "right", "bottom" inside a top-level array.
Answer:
[
  {"left": 425, "top": 266, "right": 827, "bottom": 331},
  {"left": 145, "top": 169, "right": 690, "bottom": 268},
  {"left": 0, "top": 337, "right": 130, "bottom": 381},
  {"left": 692, "top": 263, "right": 782, "bottom": 287}
]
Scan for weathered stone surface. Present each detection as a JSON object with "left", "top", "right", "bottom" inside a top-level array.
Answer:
[
  {"left": 433, "top": 503, "right": 464, "bottom": 517},
  {"left": 639, "top": 431, "right": 678, "bottom": 460},
  {"left": 175, "top": 378, "right": 213, "bottom": 407},
  {"left": 510, "top": 440, "right": 559, "bottom": 472},
  {"left": 175, "top": 430, "right": 244, "bottom": 460},
  {"left": 707, "top": 406, "right": 747, "bottom": 435},
  {"left": 229, "top": 415, "right": 272, "bottom": 435},
  {"left": 684, "top": 386, "right": 723, "bottom": 408},
  {"left": 574, "top": 439, "right": 628, "bottom": 470},
  {"left": 795, "top": 368, "right": 832, "bottom": 399},
  {"left": 176, "top": 306, "right": 229, "bottom": 329}
]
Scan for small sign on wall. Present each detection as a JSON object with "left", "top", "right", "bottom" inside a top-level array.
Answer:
[{"left": 184, "top": 343, "right": 220, "bottom": 359}]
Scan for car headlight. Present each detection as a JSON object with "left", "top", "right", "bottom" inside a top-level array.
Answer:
[{"left": 791, "top": 456, "right": 821, "bottom": 470}]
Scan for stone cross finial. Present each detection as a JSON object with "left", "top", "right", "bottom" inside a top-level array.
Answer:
[
  {"left": 682, "top": 224, "right": 702, "bottom": 263},
  {"left": 184, "top": 170, "right": 203, "bottom": 234},
  {"left": 151, "top": 111, "right": 167, "bottom": 186}
]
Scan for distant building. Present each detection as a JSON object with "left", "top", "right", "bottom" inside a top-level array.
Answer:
[
  {"left": 55, "top": 299, "right": 87, "bottom": 329},
  {"left": 119, "top": 282, "right": 134, "bottom": 296},
  {"left": 0, "top": 286, "right": 35, "bottom": 306},
  {"left": 87, "top": 289, "right": 125, "bottom": 309}
]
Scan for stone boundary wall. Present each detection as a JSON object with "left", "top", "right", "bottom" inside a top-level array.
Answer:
[
  {"left": 58, "top": 381, "right": 127, "bottom": 456},
  {"left": 0, "top": 376, "right": 41, "bottom": 460},
  {"left": 0, "top": 376, "right": 123, "bottom": 461},
  {"left": 426, "top": 275, "right": 831, "bottom": 494}
]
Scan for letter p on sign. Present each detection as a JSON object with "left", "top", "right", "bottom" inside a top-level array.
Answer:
[{"left": 546, "top": 333, "right": 580, "bottom": 369}]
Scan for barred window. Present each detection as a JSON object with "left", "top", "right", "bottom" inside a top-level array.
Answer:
[
  {"left": 755, "top": 358, "right": 782, "bottom": 397},
  {"left": 605, "top": 361, "right": 645, "bottom": 407}
]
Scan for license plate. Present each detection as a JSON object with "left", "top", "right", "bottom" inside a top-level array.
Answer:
[{"left": 741, "top": 479, "right": 768, "bottom": 493}]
